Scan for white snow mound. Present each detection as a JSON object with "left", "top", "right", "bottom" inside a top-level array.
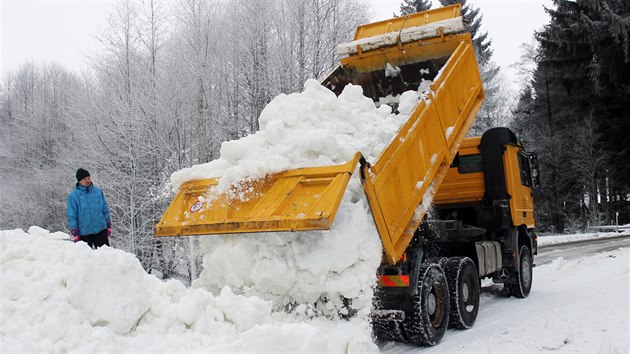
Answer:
[
  {"left": 0, "top": 228, "right": 378, "bottom": 353},
  {"left": 168, "top": 80, "right": 431, "bottom": 315},
  {"left": 170, "top": 79, "right": 425, "bottom": 193}
]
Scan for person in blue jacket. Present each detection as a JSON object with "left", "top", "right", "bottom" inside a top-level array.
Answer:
[{"left": 67, "top": 168, "right": 112, "bottom": 248}]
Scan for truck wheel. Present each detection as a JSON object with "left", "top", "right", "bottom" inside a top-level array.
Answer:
[
  {"left": 402, "top": 263, "right": 450, "bottom": 346},
  {"left": 444, "top": 257, "right": 480, "bottom": 329},
  {"left": 505, "top": 245, "right": 533, "bottom": 298},
  {"left": 426, "top": 256, "right": 448, "bottom": 270}
]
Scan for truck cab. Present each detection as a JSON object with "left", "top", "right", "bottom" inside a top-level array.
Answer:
[{"left": 432, "top": 127, "right": 540, "bottom": 285}]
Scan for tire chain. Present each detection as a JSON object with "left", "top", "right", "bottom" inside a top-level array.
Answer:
[{"left": 372, "top": 319, "right": 406, "bottom": 342}]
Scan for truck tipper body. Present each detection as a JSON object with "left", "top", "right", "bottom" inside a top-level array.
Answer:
[{"left": 155, "top": 5, "right": 539, "bottom": 346}]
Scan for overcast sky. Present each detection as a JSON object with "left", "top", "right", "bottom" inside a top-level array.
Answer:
[
  {"left": 1, "top": 0, "right": 553, "bottom": 84},
  {"left": 369, "top": 0, "right": 553, "bottom": 85}
]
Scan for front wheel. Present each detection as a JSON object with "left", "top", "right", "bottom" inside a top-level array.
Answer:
[
  {"left": 505, "top": 245, "right": 533, "bottom": 298},
  {"left": 402, "top": 263, "right": 450, "bottom": 346}
]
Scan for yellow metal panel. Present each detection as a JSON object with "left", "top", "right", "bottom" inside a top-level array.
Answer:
[
  {"left": 503, "top": 145, "right": 536, "bottom": 228},
  {"left": 458, "top": 137, "right": 482, "bottom": 151},
  {"left": 156, "top": 10, "right": 486, "bottom": 269},
  {"left": 433, "top": 170, "right": 485, "bottom": 205},
  {"left": 353, "top": 5, "right": 462, "bottom": 40},
  {"left": 434, "top": 137, "right": 485, "bottom": 205},
  {"left": 155, "top": 153, "right": 362, "bottom": 237},
  {"left": 340, "top": 33, "right": 463, "bottom": 73},
  {"left": 360, "top": 36, "right": 484, "bottom": 265}
]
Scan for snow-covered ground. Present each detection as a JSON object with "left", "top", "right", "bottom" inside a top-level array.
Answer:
[
  {"left": 168, "top": 79, "right": 431, "bottom": 319},
  {"left": 538, "top": 228, "right": 630, "bottom": 247},
  {"left": 1, "top": 227, "right": 628, "bottom": 353},
  {"left": 387, "top": 231, "right": 630, "bottom": 353},
  {"left": 2, "top": 81, "right": 628, "bottom": 353},
  {"left": 1, "top": 227, "right": 377, "bottom": 353}
]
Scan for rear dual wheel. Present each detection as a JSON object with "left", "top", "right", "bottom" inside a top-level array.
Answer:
[
  {"left": 426, "top": 256, "right": 448, "bottom": 271},
  {"left": 402, "top": 263, "right": 450, "bottom": 346},
  {"left": 444, "top": 257, "right": 480, "bottom": 329}
]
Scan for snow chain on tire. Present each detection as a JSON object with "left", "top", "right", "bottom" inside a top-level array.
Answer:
[
  {"left": 505, "top": 245, "right": 533, "bottom": 298},
  {"left": 401, "top": 263, "right": 450, "bottom": 346},
  {"left": 444, "top": 257, "right": 480, "bottom": 329},
  {"left": 372, "top": 319, "right": 405, "bottom": 342},
  {"left": 425, "top": 256, "right": 449, "bottom": 271}
]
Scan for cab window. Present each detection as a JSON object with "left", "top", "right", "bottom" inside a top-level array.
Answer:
[
  {"left": 457, "top": 153, "right": 482, "bottom": 174},
  {"left": 518, "top": 151, "right": 532, "bottom": 187}
]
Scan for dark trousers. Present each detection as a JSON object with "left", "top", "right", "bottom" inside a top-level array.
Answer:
[{"left": 80, "top": 229, "right": 110, "bottom": 249}]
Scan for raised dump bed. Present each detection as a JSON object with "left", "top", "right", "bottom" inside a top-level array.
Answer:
[{"left": 155, "top": 4, "right": 484, "bottom": 266}]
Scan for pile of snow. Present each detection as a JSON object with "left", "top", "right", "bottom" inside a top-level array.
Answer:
[
  {"left": 168, "top": 79, "right": 431, "bottom": 315},
  {"left": 170, "top": 79, "right": 424, "bottom": 193},
  {"left": 1, "top": 79, "right": 434, "bottom": 352},
  {"left": 0, "top": 227, "right": 377, "bottom": 353},
  {"left": 384, "top": 63, "right": 401, "bottom": 77},
  {"left": 4, "top": 228, "right": 627, "bottom": 353}
]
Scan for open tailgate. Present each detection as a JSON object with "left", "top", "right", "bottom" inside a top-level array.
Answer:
[{"left": 155, "top": 153, "right": 361, "bottom": 236}]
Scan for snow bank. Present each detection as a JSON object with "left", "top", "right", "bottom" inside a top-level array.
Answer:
[
  {"left": 168, "top": 80, "right": 430, "bottom": 315},
  {"left": 2, "top": 81, "right": 433, "bottom": 352},
  {"left": 0, "top": 228, "right": 377, "bottom": 353},
  {"left": 5, "top": 228, "right": 627, "bottom": 353},
  {"left": 538, "top": 229, "right": 630, "bottom": 247}
]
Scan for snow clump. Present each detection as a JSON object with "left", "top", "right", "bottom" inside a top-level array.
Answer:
[
  {"left": 170, "top": 80, "right": 430, "bottom": 317},
  {"left": 0, "top": 227, "right": 378, "bottom": 353}
]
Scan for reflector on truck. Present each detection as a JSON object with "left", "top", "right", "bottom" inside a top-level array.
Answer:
[{"left": 377, "top": 275, "right": 410, "bottom": 287}]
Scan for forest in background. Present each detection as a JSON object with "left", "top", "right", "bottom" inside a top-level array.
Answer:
[
  {"left": 511, "top": 0, "right": 630, "bottom": 233},
  {"left": 1, "top": 0, "right": 628, "bottom": 282}
]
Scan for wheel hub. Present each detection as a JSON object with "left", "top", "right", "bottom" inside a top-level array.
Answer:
[
  {"left": 462, "top": 283, "right": 469, "bottom": 302},
  {"left": 522, "top": 256, "right": 531, "bottom": 286},
  {"left": 427, "top": 293, "right": 436, "bottom": 315}
]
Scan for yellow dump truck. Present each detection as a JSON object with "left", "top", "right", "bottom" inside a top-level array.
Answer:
[
  {"left": 155, "top": 5, "right": 540, "bottom": 346},
  {"left": 371, "top": 128, "right": 539, "bottom": 344}
]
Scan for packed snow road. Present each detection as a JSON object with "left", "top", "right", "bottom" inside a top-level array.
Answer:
[
  {"left": 382, "top": 234, "right": 630, "bottom": 353},
  {"left": 536, "top": 234, "right": 630, "bottom": 265}
]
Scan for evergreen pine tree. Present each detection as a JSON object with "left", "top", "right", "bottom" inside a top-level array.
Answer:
[
  {"left": 439, "top": 0, "right": 500, "bottom": 134},
  {"left": 399, "top": 0, "right": 432, "bottom": 15},
  {"left": 538, "top": 0, "right": 629, "bottom": 93},
  {"left": 513, "top": 0, "right": 630, "bottom": 231},
  {"left": 439, "top": 0, "right": 493, "bottom": 66}
]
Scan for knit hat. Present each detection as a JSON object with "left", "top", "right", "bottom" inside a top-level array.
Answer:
[{"left": 76, "top": 168, "right": 90, "bottom": 182}]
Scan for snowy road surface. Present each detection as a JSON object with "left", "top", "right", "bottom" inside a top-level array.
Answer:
[
  {"left": 537, "top": 234, "right": 630, "bottom": 265},
  {"left": 382, "top": 235, "right": 630, "bottom": 353},
  {"left": 1, "top": 228, "right": 628, "bottom": 353}
]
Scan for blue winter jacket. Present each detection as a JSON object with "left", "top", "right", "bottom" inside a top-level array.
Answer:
[{"left": 67, "top": 183, "right": 111, "bottom": 236}]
